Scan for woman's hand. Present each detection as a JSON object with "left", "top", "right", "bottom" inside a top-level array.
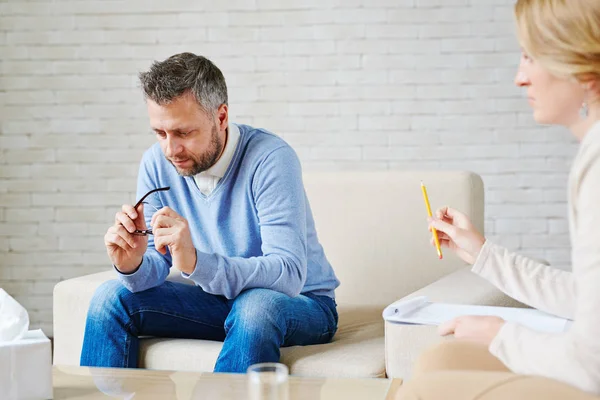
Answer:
[
  {"left": 428, "top": 206, "right": 486, "bottom": 265},
  {"left": 439, "top": 315, "right": 505, "bottom": 347}
]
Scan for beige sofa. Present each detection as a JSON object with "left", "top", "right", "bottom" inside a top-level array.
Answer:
[{"left": 53, "top": 171, "right": 520, "bottom": 379}]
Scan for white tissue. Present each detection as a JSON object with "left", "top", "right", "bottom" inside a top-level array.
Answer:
[{"left": 0, "top": 288, "right": 29, "bottom": 342}]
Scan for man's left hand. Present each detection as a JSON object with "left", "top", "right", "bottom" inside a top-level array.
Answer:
[
  {"left": 438, "top": 315, "right": 505, "bottom": 347},
  {"left": 151, "top": 207, "right": 197, "bottom": 275}
]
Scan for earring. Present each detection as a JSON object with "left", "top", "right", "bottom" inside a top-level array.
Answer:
[{"left": 579, "top": 102, "right": 589, "bottom": 119}]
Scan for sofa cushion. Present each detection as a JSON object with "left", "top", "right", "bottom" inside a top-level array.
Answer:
[{"left": 140, "top": 308, "right": 385, "bottom": 378}]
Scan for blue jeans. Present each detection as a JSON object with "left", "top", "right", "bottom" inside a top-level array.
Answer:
[{"left": 80, "top": 280, "right": 338, "bottom": 373}]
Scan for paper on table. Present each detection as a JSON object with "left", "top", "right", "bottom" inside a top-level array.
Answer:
[{"left": 383, "top": 296, "right": 572, "bottom": 334}]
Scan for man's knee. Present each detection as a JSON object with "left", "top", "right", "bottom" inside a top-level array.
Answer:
[
  {"left": 87, "top": 280, "right": 130, "bottom": 320},
  {"left": 226, "top": 289, "right": 287, "bottom": 333}
]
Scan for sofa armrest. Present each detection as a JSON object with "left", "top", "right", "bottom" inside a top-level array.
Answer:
[
  {"left": 53, "top": 268, "right": 186, "bottom": 366},
  {"left": 384, "top": 266, "right": 527, "bottom": 379},
  {"left": 53, "top": 270, "right": 117, "bottom": 366}
]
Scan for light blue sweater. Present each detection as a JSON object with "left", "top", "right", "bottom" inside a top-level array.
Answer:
[{"left": 118, "top": 124, "right": 340, "bottom": 299}]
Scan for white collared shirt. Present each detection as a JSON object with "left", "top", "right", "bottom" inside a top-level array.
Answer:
[{"left": 193, "top": 123, "right": 240, "bottom": 196}]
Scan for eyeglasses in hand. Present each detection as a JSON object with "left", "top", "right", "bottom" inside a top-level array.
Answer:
[{"left": 132, "top": 186, "right": 170, "bottom": 236}]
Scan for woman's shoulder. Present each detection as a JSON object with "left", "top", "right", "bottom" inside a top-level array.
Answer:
[{"left": 573, "top": 122, "right": 600, "bottom": 185}]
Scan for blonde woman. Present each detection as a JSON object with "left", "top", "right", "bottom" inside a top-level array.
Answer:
[{"left": 397, "top": 0, "right": 600, "bottom": 398}]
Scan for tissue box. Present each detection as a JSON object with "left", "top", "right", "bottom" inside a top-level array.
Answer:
[{"left": 0, "top": 329, "right": 52, "bottom": 400}]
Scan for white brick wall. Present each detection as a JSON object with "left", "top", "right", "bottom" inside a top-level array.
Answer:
[{"left": 0, "top": 0, "right": 577, "bottom": 336}]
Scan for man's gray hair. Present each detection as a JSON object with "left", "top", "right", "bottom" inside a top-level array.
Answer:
[{"left": 139, "top": 52, "right": 228, "bottom": 113}]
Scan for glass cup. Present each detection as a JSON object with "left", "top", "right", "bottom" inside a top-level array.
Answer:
[{"left": 247, "top": 363, "right": 289, "bottom": 400}]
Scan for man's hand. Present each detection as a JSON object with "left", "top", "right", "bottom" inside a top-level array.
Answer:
[
  {"left": 438, "top": 315, "right": 505, "bottom": 347},
  {"left": 151, "top": 206, "right": 197, "bottom": 275},
  {"left": 105, "top": 203, "right": 148, "bottom": 273}
]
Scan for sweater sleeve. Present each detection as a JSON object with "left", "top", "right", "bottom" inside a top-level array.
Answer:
[
  {"left": 472, "top": 241, "right": 575, "bottom": 319},
  {"left": 487, "top": 143, "right": 600, "bottom": 394},
  {"left": 183, "top": 146, "right": 308, "bottom": 299}
]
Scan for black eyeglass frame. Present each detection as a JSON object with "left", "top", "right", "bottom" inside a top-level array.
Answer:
[{"left": 132, "top": 186, "right": 170, "bottom": 236}]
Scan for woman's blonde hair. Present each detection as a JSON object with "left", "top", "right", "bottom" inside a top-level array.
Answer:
[{"left": 515, "top": 0, "right": 600, "bottom": 83}]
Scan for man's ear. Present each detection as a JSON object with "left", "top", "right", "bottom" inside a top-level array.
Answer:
[{"left": 216, "top": 104, "right": 228, "bottom": 131}]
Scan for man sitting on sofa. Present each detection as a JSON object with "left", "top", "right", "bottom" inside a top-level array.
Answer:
[{"left": 80, "top": 52, "right": 340, "bottom": 372}]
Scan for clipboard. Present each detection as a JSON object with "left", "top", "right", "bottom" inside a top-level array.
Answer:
[{"left": 383, "top": 296, "right": 571, "bottom": 334}]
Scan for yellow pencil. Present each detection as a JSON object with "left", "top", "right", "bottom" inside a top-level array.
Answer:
[{"left": 421, "top": 182, "right": 443, "bottom": 260}]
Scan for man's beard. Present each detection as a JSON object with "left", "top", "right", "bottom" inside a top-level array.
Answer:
[{"left": 170, "top": 124, "right": 224, "bottom": 177}]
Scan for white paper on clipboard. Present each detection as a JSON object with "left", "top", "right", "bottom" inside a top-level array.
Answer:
[{"left": 382, "top": 296, "right": 571, "bottom": 333}]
